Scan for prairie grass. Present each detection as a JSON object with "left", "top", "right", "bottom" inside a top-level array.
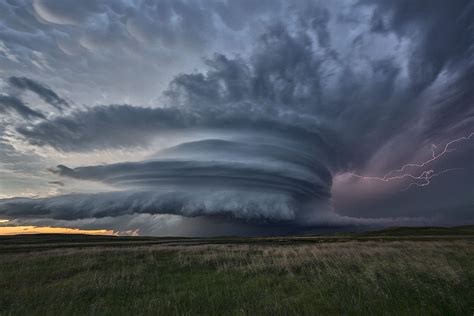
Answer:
[{"left": 0, "top": 241, "right": 473, "bottom": 315}]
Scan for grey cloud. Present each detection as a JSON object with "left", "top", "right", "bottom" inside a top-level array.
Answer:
[
  {"left": 0, "top": 190, "right": 300, "bottom": 222},
  {"left": 48, "top": 181, "right": 64, "bottom": 187},
  {"left": 33, "top": 0, "right": 106, "bottom": 26},
  {"left": 363, "top": 0, "right": 474, "bottom": 92},
  {"left": 163, "top": 25, "right": 414, "bottom": 169},
  {"left": 16, "top": 105, "right": 194, "bottom": 151},
  {"left": 2, "top": 192, "right": 459, "bottom": 235},
  {"left": 49, "top": 139, "right": 331, "bottom": 197},
  {"left": 424, "top": 69, "right": 474, "bottom": 139},
  {"left": 159, "top": 139, "right": 332, "bottom": 184},
  {"left": 0, "top": 136, "right": 332, "bottom": 224},
  {"left": 8, "top": 76, "right": 69, "bottom": 111},
  {"left": 0, "top": 95, "right": 45, "bottom": 119},
  {"left": 15, "top": 101, "right": 337, "bottom": 166},
  {"left": 1, "top": 0, "right": 473, "bottom": 233},
  {"left": 36, "top": 137, "right": 331, "bottom": 222},
  {"left": 18, "top": 17, "right": 407, "bottom": 163},
  {"left": 0, "top": 0, "right": 284, "bottom": 106}
]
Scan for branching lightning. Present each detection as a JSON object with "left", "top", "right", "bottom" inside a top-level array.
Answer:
[{"left": 350, "top": 132, "right": 474, "bottom": 191}]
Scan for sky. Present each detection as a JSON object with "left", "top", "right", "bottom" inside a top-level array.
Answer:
[{"left": 0, "top": 0, "right": 473, "bottom": 236}]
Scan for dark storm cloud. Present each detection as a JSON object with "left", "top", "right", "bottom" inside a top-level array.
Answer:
[
  {"left": 8, "top": 76, "right": 69, "bottom": 111},
  {"left": 1, "top": 0, "right": 473, "bottom": 231},
  {"left": 424, "top": 69, "right": 474, "bottom": 138},
  {"left": 0, "top": 95, "right": 45, "bottom": 119},
  {"left": 36, "top": 137, "right": 330, "bottom": 221},
  {"left": 0, "top": 190, "right": 302, "bottom": 222},
  {"left": 32, "top": 0, "right": 278, "bottom": 46},
  {"left": 0, "top": 0, "right": 282, "bottom": 105},
  {"left": 48, "top": 181, "right": 64, "bottom": 187},
  {"left": 0, "top": 137, "right": 333, "bottom": 223},
  {"left": 159, "top": 139, "right": 332, "bottom": 185},
  {"left": 48, "top": 140, "right": 331, "bottom": 198},
  {"left": 15, "top": 100, "right": 337, "bottom": 163},
  {"left": 365, "top": 0, "right": 474, "bottom": 95},
  {"left": 16, "top": 105, "right": 193, "bottom": 151}
]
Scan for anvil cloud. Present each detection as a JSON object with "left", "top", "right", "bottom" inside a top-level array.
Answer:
[{"left": 0, "top": 0, "right": 473, "bottom": 235}]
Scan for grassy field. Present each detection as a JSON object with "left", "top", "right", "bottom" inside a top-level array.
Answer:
[{"left": 0, "top": 227, "right": 473, "bottom": 315}]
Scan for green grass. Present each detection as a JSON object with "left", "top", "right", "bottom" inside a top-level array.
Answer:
[{"left": 0, "top": 228, "right": 473, "bottom": 315}]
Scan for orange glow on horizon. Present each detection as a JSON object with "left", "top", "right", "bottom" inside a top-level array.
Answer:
[{"left": 0, "top": 225, "right": 116, "bottom": 236}]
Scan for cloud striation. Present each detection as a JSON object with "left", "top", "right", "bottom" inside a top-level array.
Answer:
[{"left": 0, "top": 0, "right": 473, "bottom": 235}]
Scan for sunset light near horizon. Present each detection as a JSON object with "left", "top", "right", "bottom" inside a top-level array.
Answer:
[{"left": 0, "top": 225, "right": 115, "bottom": 236}]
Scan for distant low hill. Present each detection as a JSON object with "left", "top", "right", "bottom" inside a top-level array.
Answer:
[
  {"left": 356, "top": 225, "right": 474, "bottom": 237},
  {"left": 0, "top": 225, "right": 472, "bottom": 253}
]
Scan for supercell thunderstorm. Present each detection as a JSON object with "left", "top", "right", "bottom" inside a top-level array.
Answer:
[{"left": 0, "top": 0, "right": 473, "bottom": 235}]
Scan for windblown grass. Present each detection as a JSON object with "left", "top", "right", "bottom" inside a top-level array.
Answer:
[{"left": 0, "top": 240, "right": 472, "bottom": 315}]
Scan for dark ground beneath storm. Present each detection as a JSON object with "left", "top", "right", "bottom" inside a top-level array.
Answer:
[{"left": 1, "top": 226, "right": 473, "bottom": 315}]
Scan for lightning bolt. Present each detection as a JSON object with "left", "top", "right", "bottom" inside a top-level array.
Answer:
[{"left": 350, "top": 132, "right": 473, "bottom": 191}]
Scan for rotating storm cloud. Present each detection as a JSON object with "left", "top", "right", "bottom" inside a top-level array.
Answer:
[{"left": 0, "top": 0, "right": 473, "bottom": 235}]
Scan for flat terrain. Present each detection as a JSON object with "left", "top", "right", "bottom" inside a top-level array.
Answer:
[{"left": 0, "top": 226, "right": 473, "bottom": 315}]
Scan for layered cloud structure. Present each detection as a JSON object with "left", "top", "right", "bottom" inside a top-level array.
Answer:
[
  {"left": 1, "top": 136, "right": 332, "bottom": 224},
  {"left": 0, "top": 0, "right": 473, "bottom": 235}
]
